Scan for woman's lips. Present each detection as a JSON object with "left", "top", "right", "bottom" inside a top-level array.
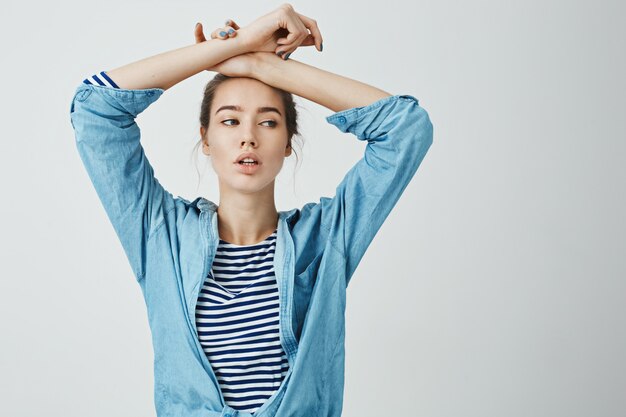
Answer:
[{"left": 234, "top": 161, "right": 260, "bottom": 174}]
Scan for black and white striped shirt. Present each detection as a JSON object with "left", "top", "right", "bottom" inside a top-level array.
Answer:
[
  {"left": 195, "top": 230, "right": 289, "bottom": 414},
  {"left": 83, "top": 71, "right": 119, "bottom": 88}
]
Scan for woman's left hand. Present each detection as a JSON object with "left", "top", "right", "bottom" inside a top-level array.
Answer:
[{"left": 194, "top": 22, "right": 257, "bottom": 77}]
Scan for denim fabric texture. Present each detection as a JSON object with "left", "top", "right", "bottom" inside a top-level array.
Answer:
[{"left": 69, "top": 82, "right": 433, "bottom": 417}]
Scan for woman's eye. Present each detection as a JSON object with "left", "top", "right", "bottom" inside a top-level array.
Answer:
[{"left": 221, "top": 119, "right": 277, "bottom": 127}]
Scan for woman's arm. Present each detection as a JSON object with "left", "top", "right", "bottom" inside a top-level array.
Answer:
[
  {"left": 247, "top": 52, "right": 433, "bottom": 288},
  {"left": 108, "top": 4, "right": 323, "bottom": 91},
  {"left": 106, "top": 37, "right": 249, "bottom": 90},
  {"left": 70, "top": 35, "right": 252, "bottom": 281},
  {"left": 251, "top": 53, "right": 392, "bottom": 112}
]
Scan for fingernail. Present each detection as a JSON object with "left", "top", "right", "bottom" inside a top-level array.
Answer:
[
  {"left": 228, "top": 28, "right": 235, "bottom": 34},
  {"left": 276, "top": 51, "right": 285, "bottom": 57},
  {"left": 196, "top": 22, "right": 201, "bottom": 28},
  {"left": 225, "top": 19, "right": 230, "bottom": 25},
  {"left": 320, "top": 42, "right": 323, "bottom": 51},
  {"left": 219, "top": 31, "right": 227, "bottom": 37},
  {"left": 284, "top": 52, "right": 292, "bottom": 60}
]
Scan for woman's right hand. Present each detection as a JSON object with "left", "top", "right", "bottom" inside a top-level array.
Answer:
[{"left": 216, "top": 4, "right": 323, "bottom": 59}]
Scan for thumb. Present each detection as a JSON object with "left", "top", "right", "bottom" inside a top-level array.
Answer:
[{"left": 195, "top": 22, "right": 207, "bottom": 43}]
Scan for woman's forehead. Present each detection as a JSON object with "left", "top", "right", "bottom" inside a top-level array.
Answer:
[{"left": 215, "top": 78, "right": 282, "bottom": 105}]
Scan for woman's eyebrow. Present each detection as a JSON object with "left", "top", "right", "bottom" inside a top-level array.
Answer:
[{"left": 215, "top": 105, "right": 282, "bottom": 116}]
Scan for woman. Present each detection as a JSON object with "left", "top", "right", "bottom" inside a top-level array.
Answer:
[{"left": 70, "top": 4, "right": 433, "bottom": 416}]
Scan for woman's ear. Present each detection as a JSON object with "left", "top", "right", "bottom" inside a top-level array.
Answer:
[
  {"left": 200, "top": 127, "right": 210, "bottom": 156},
  {"left": 284, "top": 143, "right": 292, "bottom": 157}
]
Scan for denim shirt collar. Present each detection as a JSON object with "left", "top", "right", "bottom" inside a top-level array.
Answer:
[{"left": 192, "top": 196, "right": 300, "bottom": 224}]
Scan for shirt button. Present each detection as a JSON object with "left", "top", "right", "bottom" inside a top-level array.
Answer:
[{"left": 338, "top": 116, "right": 347, "bottom": 124}]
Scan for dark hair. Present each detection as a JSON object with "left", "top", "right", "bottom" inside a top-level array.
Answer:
[{"left": 191, "top": 73, "right": 303, "bottom": 192}]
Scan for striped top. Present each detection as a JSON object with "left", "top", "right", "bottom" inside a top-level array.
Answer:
[
  {"left": 195, "top": 229, "right": 289, "bottom": 414},
  {"left": 83, "top": 71, "right": 290, "bottom": 412},
  {"left": 83, "top": 71, "right": 119, "bottom": 88}
]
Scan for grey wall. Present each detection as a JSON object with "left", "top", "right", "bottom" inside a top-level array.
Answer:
[{"left": 1, "top": 0, "right": 624, "bottom": 416}]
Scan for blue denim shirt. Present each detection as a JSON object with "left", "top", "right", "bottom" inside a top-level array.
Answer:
[{"left": 69, "top": 81, "right": 433, "bottom": 417}]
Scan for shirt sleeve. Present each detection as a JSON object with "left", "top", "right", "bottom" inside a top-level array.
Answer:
[
  {"left": 69, "top": 71, "right": 174, "bottom": 282},
  {"left": 322, "top": 94, "right": 434, "bottom": 288},
  {"left": 83, "top": 71, "right": 121, "bottom": 88}
]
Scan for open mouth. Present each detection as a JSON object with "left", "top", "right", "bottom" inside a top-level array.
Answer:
[{"left": 237, "top": 157, "right": 259, "bottom": 166}]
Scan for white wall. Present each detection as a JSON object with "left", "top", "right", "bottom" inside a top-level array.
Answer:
[{"left": 1, "top": 0, "right": 624, "bottom": 416}]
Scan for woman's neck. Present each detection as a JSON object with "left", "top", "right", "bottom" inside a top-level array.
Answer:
[{"left": 216, "top": 198, "right": 279, "bottom": 246}]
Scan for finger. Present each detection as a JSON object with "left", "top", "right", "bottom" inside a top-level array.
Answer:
[
  {"left": 277, "top": 33, "right": 309, "bottom": 59},
  {"left": 280, "top": 34, "right": 315, "bottom": 53},
  {"left": 276, "top": 16, "right": 308, "bottom": 45},
  {"left": 274, "top": 8, "right": 308, "bottom": 45},
  {"left": 225, "top": 25, "right": 237, "bottom": 38},
  {"left": 214, "top": 26, "right": 237, "bottom": 39},
  {"left": 195, "top": 22, "right": 207, "bottom": 43},
  {"left": 212, "top": 27, "right": 231, "bottom": 39},
  {"left": 275, "top": 23, "right": 308, "bottom": 55},
  {"left": 298, "top": 34, "right": 316, "bottom": 47},
  {"left": 295, "top": 12, "right": 323, "bottom": 51},
  {"left": 224, "top": 19, "right": 240, "bottom": 30}
]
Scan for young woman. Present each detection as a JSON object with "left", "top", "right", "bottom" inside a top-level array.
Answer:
[{"left": 70, "top": 4, "right": 433, "bottom": 417}]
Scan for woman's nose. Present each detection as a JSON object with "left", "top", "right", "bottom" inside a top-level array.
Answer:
[{"left": 241, "top": 139, "right": 256, "bottom": 147}]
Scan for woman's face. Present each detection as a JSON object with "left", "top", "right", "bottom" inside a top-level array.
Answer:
[{"left": 201, "top": 77, "right": 292, "bottom": 196}]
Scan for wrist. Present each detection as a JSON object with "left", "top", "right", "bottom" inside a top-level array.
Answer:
[
  {"left": 226, "top": 35, "right": 251, "bottom": 56},
  {"left": 250, "top": 52, "right": 283, "bottom": 84},
  {"left": 234, "top": 26, "right": 257, "bottom": 54}
]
